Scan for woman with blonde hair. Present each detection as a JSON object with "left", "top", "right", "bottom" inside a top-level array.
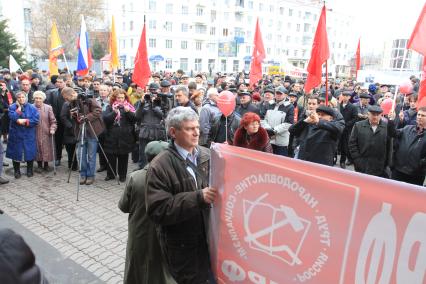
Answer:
[{"left": 33, "top": 91, "right": 57, "bottom": 172}]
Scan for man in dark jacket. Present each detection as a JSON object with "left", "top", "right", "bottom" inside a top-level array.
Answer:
[
  {"left": 349, "top": 105, "right": 392, "bottom": 177},
  {"left": 118, "top": 141, "right": 176, "bottom": 284},
  {"left": 209, "top": 111, "right": 241, "bottom": 145},
  {"left": 389, "top": 106, "right": 426, "bottom": 185},
  {"left": 135, "top": 83, "right": 167, "bottom": 169},
  {"left": 174, "top": 85, "right": 198, "bottom": 113},
  {"left": 289, "top": 104, "right": 345, "bottom": 166},
  {"left": 67, "top": 87, "right": 105, "bottom": 185},
  {"left": 46, "top": 75, "right": 67, "bottom": 166},
  {"left": 146, "top": 107, "right": 217, "bottom": 284},
  {"left": 338, "top": 90, "right": 359, "bottom": 168},
  {"left": 235, "top": 90, "right": 260, "bottom": 117}
]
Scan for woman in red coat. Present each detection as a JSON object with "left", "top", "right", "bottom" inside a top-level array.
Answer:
[{"left": 233, "top": 112, "right": 273, "bottom": 153}]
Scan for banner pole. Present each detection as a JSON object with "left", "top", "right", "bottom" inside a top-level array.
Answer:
[
  {"left": 325, "top": 60, "right": 329, "bottom": 106},
  {"left": 62, "top": 53, "right": 71, "bottom": 75}
]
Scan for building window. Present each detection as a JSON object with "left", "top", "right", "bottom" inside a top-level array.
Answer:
[
  {"left": 259, "top": 3, "right": 263, "bottom": 11},
  {"left": 304, "top": 23, "right": 310, "bottom": 32},
  {"left": 234, "top": 27, "right": 244, "bottom": 37},
  {"left": 289, "top": 9, "right": 293, "bottom": 16},
  {"left": 209, "top": 43, "right": 216, "bottom": 52},
  {"left": 248, "top": 1, "right": 253, "bottom": 9},
  {"left": 224, "top": 12, "right": 230, "bottom": 20},
  {"left": 130, "top": 38, "right": 134, "bottom": 48},
  {"left": 149, "top": 0, "right": 156, "bottom": 11},
  {"left": 223, "top": 28, "right": 229, "bottom": 36},
  {"left": 129, "top": 21, "right": 134, "bottom": 31},
  {"left": 196, "top": 7, "right": 204, "bottom": 16},
  {"left": 149, "top": 38, "right": 156, "bottom": 48},
  {"left": 266, "top": 34, "right": 272, "bottom": 40},
  {"left": 166, "top": 39, "right": 172, "bottom": 48},
  {"left": 286, "top": 36, "right": 291, "bottom": 43},
  {"left": 208, "top": 59, "right": 215, "bottom": 71},
  {"left": 233, "top": 60, "right": 239, "bottom": 72},
  {"left": 181, "top": 23, "right": 188, "bottom": 32},
  {"left": 195, "top": 25, "right": 207, "bottom": 34},
  {"left": 165, "top": 58, "right": 172, "bottom": 69},
  {"left": 246, "top": 46, "right": 251, "bottom": 54},
  {"left": 221, "top": 59, "right": 227, "bottom": 72},
  {"left": 296, "top": 24, "right": 300, "bottom": 32},
  {"left": 267, "top": 48, "right": 271, "bottom": 54},
  {"left": 122, "top": 22, "right": 125, "bottom": 31},
  {"left": 305, "top": 12, "right": 311, "bottom": 20},
  {"left": 235, "top": 12, "right": 242, "bottom": 22},
  {"left": 149, "top": 20, "right": 156, "bottom": 30},
  {"left": 122, "top": 39, "right": 126, "bottom": 49},
  {"left": 287, "top": 22, "right": 291, "bottom": 29},
  {"left": 269, "top": 5, "right": 274, "bottom": 12},
  {"left": 166, "top": 3, "right": 173, "bottom": 14},
  {"left": 165, "top": 22, "right": 172, "bottom": 32},
  {"left": 280, "top": 7, "right": 284, "bottom": 15},
  {"left": 121, "top": 4, "right": 125, "bottom": 16},
  {"left": 210, "top": 27, "right": 216, "bottom": 35},
  {"left": 182, "top": 5, "right": 188, "bottom": 15},
  {"left": 247, "top": 16, "right": 252, "bottom": 24},
  {"left": 196, "top": 41, "right": 202, "bottom": 50},
  {"left": 211, "top": 10, "right": 216, "bottom": 21},
  {"left": 268, "top": 19, "right": 273, "bottom": 27},
  {"left": 195, "top": 58, "right": 202, "bottom": 71},
  {"left": 294, "top": 50, "right": 298, "bottom": 57},
  {"left": 180, "top": 58, "right": 188, "bottom": 71},
  {"left": 181, "top": 41, "right": 187, "bottom": 49}
]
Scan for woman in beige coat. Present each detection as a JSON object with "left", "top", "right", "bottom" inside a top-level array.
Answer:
[{"left": 33, "top": 91, "right": 57, "bottom": 172}]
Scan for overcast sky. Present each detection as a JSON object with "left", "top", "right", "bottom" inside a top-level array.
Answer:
[{"left": 328, "top": 0, "right": 425, "bottom": 53}]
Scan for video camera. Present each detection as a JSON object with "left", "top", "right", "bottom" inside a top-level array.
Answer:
[{"left": 70, "top": 87, "right": 93, "bottom": 118}]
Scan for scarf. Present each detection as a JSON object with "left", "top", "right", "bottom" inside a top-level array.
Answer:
[{"left": 112, "top": 101, "right": 135, "bottom": 124}]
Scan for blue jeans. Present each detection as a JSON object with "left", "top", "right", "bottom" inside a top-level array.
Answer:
[{"left": 77, "top": 137, "right": 98, "bottom": 178}]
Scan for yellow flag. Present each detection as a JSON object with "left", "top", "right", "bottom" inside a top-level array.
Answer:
[
  {"left": 49, "top": 21, "right": 64, "bottom": 76},
  {"left": 110, "top": 16, "right": 119, "bottom": 70}
]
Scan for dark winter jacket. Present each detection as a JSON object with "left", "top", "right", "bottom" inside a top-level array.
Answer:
[
  {"left": 6, "top": 102, "right": 39, "bottom": 161},
  {"left": 102, "top": 105, "right": 136, "bottom": 154},
  {"left": 339, "top": 102, "right": 358, "bottom": 130},
  {"left": 289, "top": 117, "right": 345, "bottom": 166},
  {"left": 118, "top": 166, "right": 176, "bottom": 284},
  {"left": 209, "top": 112, "right": 241, "bottom": 145},
  {"left": 397, "top": 109, "right": 417, "bottom": 128},
  {"left": 60, "top": 102, "right": 78, "bottom": 145},
  {"left": 349, "top": 119, "right": 392, "bottom": 176},
  {"left": 146, "top": 142, "right": 211, "bottom": 284},
  {"left": 199, "top": 100, "right": 221, "bottom": 146},
  {"left": 135, "top": 102, "right": 166, "bottom": 141},
  {"left": 69, "top": 98, "right": 105, "bottom": 138},
  {"left": 391, "top": 124, "right": 426, "bottom": 177},
  {"left": 233, "top": 126, "right": 273, "bottom": 153}
]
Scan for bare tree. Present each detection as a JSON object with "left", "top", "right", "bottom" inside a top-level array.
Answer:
[{"left": 29, "top": 0, "right": 106, "bottom": 59}]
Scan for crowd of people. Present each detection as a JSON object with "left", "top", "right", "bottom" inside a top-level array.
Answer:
[{"left": 0, "top": 66, "right": 425, "bottom": 283}]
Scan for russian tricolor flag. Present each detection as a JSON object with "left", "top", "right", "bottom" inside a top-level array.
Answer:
[{"left": 76, "top": 16, "right": 92, "bottom": 76}]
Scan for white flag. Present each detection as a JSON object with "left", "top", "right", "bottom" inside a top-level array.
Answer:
[{"left": 9, "top": 55, "right": 21, "bottom": 72}]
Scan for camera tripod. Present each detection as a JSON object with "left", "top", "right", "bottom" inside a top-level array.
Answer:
[{"left": 67, "top": 118, "right": 119, "bottom": 201}]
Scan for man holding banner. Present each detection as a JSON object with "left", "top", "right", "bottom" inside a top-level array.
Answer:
[{"left": 146, "top": 107, "right": 217, "bottom": 284}]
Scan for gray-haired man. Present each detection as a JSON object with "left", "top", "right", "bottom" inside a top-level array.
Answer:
[{"left": 146, "top": 107, "right": 217, "bottom": 284}]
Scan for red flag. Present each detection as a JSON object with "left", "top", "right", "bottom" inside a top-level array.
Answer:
[
  {"left": 304, "top": 5, "right": 330, "bottom": 94},
  {"left": 132, "top": 22, "right": 151, "bottom": 88},
  {"left": 355, "top": 38, "right": 360, "bottom": 80},
  {"left": 249, "top": 18, "right": 265, "bottom": 87},
  {"left": 407, "top": 3, "right": 426, "bottom": 107}
]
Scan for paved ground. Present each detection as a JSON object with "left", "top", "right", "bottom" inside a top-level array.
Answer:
[{"left": 0, "top": 152, "right": 138, "bottom": 284}]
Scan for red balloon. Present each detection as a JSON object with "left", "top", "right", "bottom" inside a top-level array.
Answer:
[
  {"left": 399, "top": 81, "right": 413, "bottom": 95},
  {"left": 380, "top": 98, "right": 393, "bottom": 115},
  {"left": 217, "top": 91, "right": 236, "bottom": 117}
]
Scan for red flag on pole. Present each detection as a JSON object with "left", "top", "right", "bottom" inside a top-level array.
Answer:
[
  {"left": 132, "top": 20, "right": 151, "bottom": 88},
  {"left": 304, "top": 5, "right": 330, "bottom": 95},
  {"left": 408, "top": 2, "right": 426, "bottom": 107},
  {"left": 355, "top": 38, "right": 361, "bottom": 80},
  {"left": 249, "top": 18, "right": 266, "bottom": 87}
]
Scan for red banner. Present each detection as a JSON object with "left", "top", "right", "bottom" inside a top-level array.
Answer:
[{"left": 209, "top": 144, "right": 426, "bottom": 284}]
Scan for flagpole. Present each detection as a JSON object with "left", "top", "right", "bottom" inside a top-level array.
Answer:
[
  {"left": 62, "top": 53, "right": 71, "bottom": 75},
  {"left": 325, "top": 60, "right": 329, "bottom": 106}
]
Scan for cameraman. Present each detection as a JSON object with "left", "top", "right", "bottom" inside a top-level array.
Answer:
[
  {"left": 135, "top": 83, "right": 167, "bottom": 169},
  {"left": 66, "top": 87, "right": 105, "bottom": 185}
]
